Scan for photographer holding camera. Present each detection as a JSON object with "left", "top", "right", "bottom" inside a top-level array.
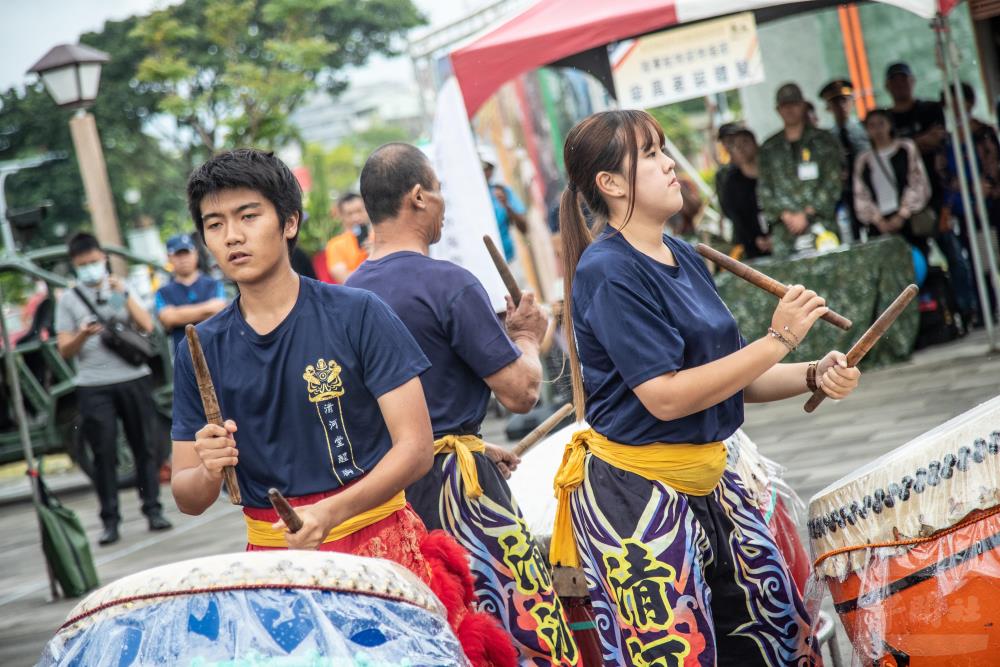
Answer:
[{"left": 55, "top": 232, "right": 172, "bottom": 546}]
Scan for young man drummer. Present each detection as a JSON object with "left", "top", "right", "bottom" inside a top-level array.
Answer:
[
  {"left": 346, "top": 143, "right": 580, "bottom": 666},
  {"left": 170, "top": 149, "right": 516, "bottom": 667}
]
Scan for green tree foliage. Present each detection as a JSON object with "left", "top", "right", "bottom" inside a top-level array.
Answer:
[
  {"left": 132, "top": 0, "right": 425, "bottom": 154},
  {"left": 0, "top": 0, "right": 424, "bottom": 257},
  {"left": 300, "top": 145, "right": 335, "bottom": 254},
  {"left": 0, "top": 15, "right": 188, "bottom": 251}
]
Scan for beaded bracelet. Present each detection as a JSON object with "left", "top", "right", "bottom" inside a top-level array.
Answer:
[
  {"left": 806, "top": 361, "right": 818, "bottom": 392},
  {"left": 781, "top": 325, "right": 801, "bottom": 346},
  {"left": 766, "top": 327, "right": 797, "bottom": 352}
]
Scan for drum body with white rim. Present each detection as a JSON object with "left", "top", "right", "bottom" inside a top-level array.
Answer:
[
  {"left": 39, "top": 550, "right": 469, "bottom": 666},
  {"left": 809, "top": 395, "right": 1000, "bottom": 665}
]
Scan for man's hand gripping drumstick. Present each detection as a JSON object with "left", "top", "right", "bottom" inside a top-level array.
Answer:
[
  {"left": 268, "top": 488, "right": 303, "bottom": 533},
  {"left": 186, "top": 325, "right": 241, "bottom": 504},
  {"left": 804, "top": 284, "right": 918, "bottom": 412},
  {"left": 696, "top": 243, "right": 853, "bottom": 331}
]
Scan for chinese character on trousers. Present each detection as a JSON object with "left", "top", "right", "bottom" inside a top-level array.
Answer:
[
  {"left": 335, "top": 436, "right": 345, "bottom": 448},
  {"left": 530, "top": 602, "right": 579, "bottom": 663},
  {"left": 323, "top": 403, "right": 334, "bottom": 415},
  {"left": 604, "top": 541, "right": 677, "bottom": 630},
  {"left": 337, "top": 452, "right": 349, "bottom": 464}
]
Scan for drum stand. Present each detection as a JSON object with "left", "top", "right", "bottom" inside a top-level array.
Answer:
[{"left": 816, "top": 610, "right": 846, "bottom": 667}]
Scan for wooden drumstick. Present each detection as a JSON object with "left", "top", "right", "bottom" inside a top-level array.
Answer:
[
  {"left": 695, "top": 243, "right": 853, "bottom": 331},
  {"left": 185, "top": 324, "right": 241, "bottom": 504},
  {"left": 803, "top": 284, "right": 918, "bottom": 413},
  {"left": 268, "top": 488, "right": 303, "bottom": 533},
  {"left": 513, "top": 403, "right": 575, "bottom": 458},
  {"left": 483, "top": 234, "right": 522, "bottom": 306}
]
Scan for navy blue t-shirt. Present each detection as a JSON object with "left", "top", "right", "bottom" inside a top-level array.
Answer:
[
  {"left": 170, "top": 277, "right": 430, "bottom": 508},
  {"left": 572, "top": 232, "right": 744, "bottom": 445},
  {"left": 154, "top": 273, "right": 226, "bottom": 349},
  {"left": 347, "top": 252, "right": 521, "bottom": 439}
]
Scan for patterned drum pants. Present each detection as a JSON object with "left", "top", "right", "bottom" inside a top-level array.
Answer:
[
  {"left": 409, "top": 451, "right": 581, "bottom": 666},
  {"left": 570, "top": 455, "right": 818, "bottom": 666}
]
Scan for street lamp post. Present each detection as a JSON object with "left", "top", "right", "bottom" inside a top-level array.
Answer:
[{"left": 28, "top": 43, "right": 127, "bottom": 276}]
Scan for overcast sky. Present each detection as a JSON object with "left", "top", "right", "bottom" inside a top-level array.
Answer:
[{"left": 0, "top": 0, "right": 481, "bottom": 93}]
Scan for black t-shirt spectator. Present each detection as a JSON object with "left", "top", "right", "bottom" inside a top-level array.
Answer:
[
  {"left": 891, "top": 100, "right": 946, "bottom": 205},
  {"left": 890, "top": 100, "right": 945, "bottom": 143},
  {"left": 719, "top": 167, "right": 769, "bottom": 259}
]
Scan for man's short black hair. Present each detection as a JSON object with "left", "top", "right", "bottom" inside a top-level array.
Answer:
[
  {"left": 337, "top": 192, "right": 362, "bottom": 209},
  {"left": 67, "top": 232, "right": 101, "bottom": 259},
  {"left": 186, "top": 148, "right": 302, "bottom": 254},
  {"left": 360, "top": 143, "right": 436, "bottom": 224}
]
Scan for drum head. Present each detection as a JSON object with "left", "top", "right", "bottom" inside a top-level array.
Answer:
[{"left": 40, "top": 551, "right": 469, "bottom": 665}]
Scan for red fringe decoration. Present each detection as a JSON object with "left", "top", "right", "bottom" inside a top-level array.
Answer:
[
  {"left": 420, "top": 529, "right": 475, "bottom": 603},
  {"left": 420, "top": 530, "right": 517, "bottom": 667},
  {"left": 457, "top": 611, "right": 521, "bottom": 667}
]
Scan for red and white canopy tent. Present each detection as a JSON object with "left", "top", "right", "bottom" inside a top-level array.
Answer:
[{"left": 451, "top": 0, "right": 961, "bottom": 117}]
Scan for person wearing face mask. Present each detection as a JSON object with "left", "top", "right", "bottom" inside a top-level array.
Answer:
[{"left": 54, "top": 233, "right": 172, "bottom": 546}]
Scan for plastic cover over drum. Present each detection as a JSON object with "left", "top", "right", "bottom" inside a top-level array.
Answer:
[
  {"left": 38, "top": 550, "right": 470, "bottom": 666},
  {"left": 809, "top": 394, "right": 1000, "bottom": 664}
]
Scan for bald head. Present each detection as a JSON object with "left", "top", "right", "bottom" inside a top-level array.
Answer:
[{"left": 360, "top": 143, "right": 437, "bottom": 224}]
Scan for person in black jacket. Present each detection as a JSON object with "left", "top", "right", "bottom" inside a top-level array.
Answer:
[{"left": 717, "top": 123, "right": 771, "bottom": 259}]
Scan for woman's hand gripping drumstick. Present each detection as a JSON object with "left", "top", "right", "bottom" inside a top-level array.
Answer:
[
  {"left": 804, "top": 284, "right": 918, "bottom": 412},
  {"left": 186, "top": 325, "right": 241, "bottom": 504},
  {"left": 695, "top": 243, "right": 853, "bottom": 331}
]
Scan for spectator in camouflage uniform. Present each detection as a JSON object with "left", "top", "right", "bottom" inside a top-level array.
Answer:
[{"left": 758, "top": 83, "right": 844, "bottom": 257}]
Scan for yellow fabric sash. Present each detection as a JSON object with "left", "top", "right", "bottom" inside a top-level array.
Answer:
[
  {"left": 244, "top": 490, "right": 406, "bottom": 548},
  {"left": 550, "top": 428, "right": 727, "bottom": 568},
  {"left": 434, "top": 434, "right": 487, "bottom": 499}
]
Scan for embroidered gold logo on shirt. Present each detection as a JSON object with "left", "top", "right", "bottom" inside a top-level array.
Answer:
[{"left": 303, "top": 358, "right": 345, "bottom": 403}]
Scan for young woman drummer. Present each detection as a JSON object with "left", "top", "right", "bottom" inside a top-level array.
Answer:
[{"left": 549, "top": 110, "right": 861, "bottom": 666}]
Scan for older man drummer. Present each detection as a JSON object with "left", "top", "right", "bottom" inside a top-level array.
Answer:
[{"left": 347, "top": 143, "right": 580, "bottom": 666}]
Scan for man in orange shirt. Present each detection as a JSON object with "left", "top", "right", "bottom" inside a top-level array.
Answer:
[{"left": 325, "top": 192, "right": 371, "bottom": 283}]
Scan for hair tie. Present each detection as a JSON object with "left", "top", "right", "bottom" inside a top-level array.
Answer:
[{"left": 567, "top": 183, "right": 578, "bottom": 193}]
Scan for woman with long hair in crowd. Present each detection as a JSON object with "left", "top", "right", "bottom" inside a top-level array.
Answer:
[{"left": 549, "top": 110, "right": 861, "bottom": 666}]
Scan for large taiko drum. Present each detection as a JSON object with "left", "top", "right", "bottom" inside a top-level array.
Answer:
[
  {"left": 38, "top": 551, "right": 470, "bottom": 666},
  {"left": 507, "top": 422, "right": 809, "bottom": 664},
  {"left": 809, "top": 395, "right": 1000, "bottom": 665}
]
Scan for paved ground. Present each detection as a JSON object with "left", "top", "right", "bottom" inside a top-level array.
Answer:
[{"left": 0, "top": 331, "right": 997, "bottom": 665}]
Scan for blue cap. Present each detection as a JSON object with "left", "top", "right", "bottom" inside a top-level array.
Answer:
[{"left": 166, "top": 233, "right": 196, "bottom": 254}]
